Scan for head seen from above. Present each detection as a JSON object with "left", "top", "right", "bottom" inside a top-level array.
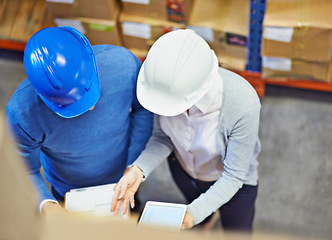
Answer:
[
  {"left": 23, "top": 26, "right": 100, "bottom": 118},
  {"left": 137, "top": 29, "right": 219, "bottom": 117}
]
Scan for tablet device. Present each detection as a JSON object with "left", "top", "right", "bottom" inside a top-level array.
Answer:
[{"left": 138, "top": 201, "right": 187, "bottom": 231}]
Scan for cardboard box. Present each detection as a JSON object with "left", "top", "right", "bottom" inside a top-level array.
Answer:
[
  {"left": 54, "top": 17, "right": 122, "bottom": 46},
  {"left": 0, "top": 111, "right": 322, "bottom": 240},
  {"left": 52, "top": 1, "right": 122, "bottom": 46},
  {"left": 119, "top": 13, "right": 185, "bottom": 56},
  {"left": 188, "top": 0, "right": 249, "bottom": 71},
  {"left": 121, "top": 0, "right": 194, "bottom": 24},
  {"left": 262, "top": 56, "right": 332, "bottom": 83},
  {"left": 262, "top": 0, "right": 332, "bottom": 62},
  {"left": 0, "top": 115, "right": 42, "bottom": 240},
  {"left": 0, "top": 0, "right": 50, "bottom": 42},
  {"left": 188, "top": 0, "right": 249, "bottom": 36},
  {"left": 46, "top": 0, "right": 119, "bottom": 20}
]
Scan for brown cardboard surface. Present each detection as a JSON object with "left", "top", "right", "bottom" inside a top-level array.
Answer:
[
  {"left": 188, "top": 0, "right": 248, "bottom": 70},
  {"left": 10, "top": 0, "right": 47, "bottom": 41},
  {"left": 262, "top": 0, "right": 332, "bottom": 62},
  {"left": 119, "top": 13, "right": 185, "bottom": 50},
  {"left": 121, "top": 0, "right": 168, "bottom": 21},
  {"left": 262, "top": 59, "right": 332, "bottom": 83},
  {"left": 121, "top": 0, "right": 194, "bottom": 24},
  {"left": 263, "top": 0, "right": 332, "bottom": 29},
  {"left": 263, "top": 27, "right": 332, "bottom": 61},
  {"left": 188, "top": 0, "right": 249, "bottom": 36},
  {"left": 0, "top": 114, "right": 325, "bottom": 240},
  {"left": 0, "top": 0, "right": 20, "bottom": 38},
  {"left": 42, "top": 214, "right": 317, "bottom": 240},
  {"left": 53, "top": 4, "right": 122, "bottom": 46},
  {"left": 46, "top": 0, "right": 119, "bottom": 20},
  {"left": 209, "top": 31, "right": 247, "bottom": 71},
  {"left": 0, "top": 0, "right": 55, "bottom": 42},
  {"left": 0, "top": 115, "right": 42, "bottom": 240},
  {"left": 54, "top": 17, "right": 123, "bottom": 46},
  {"left": 81, "top": 18, "right": 122, "bottom": 46}
]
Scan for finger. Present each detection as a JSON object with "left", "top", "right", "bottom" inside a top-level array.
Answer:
[
  {"left": 181, "top": 223, "right": 185, "bottom": 230},
  {"left": 114, "top": 200, "right": 123, "bottom": 216},
  {"left": 129, "top": 195, "right": 135, "bottom": 209},
  {"left": 111, "top": 181, "right": 122, "bottom": 211},
  {"left": 119, "top": 179, "right": 129, "bottom": 199},
  {"left": 122, "top": 197, "right": 129, "bottom": 215}
]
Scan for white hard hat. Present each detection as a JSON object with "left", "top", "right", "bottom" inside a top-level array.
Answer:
[{"left": 137, "top": 29, "right": 219, "bottom": 116}]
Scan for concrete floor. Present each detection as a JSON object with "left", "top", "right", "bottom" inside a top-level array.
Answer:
[{"left": 1, "top": 49, "right": 331, "bottom": 240}]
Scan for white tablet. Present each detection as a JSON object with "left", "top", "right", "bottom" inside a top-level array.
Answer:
[{"left": 138, "top": 201, "right": 187, "bottom": 231}]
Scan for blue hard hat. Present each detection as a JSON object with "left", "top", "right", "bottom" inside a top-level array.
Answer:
[{"left": 24, "top": 26, "right": 100, "bottom": 118}]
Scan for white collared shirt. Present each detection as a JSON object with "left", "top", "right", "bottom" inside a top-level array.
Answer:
[{"left": 159, "top": 73, "right": 223, "bottom": 181}]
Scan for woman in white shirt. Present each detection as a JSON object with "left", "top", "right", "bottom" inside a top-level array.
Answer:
[{"left": 111, "top": 29, "right": 261, "bottom": 232}]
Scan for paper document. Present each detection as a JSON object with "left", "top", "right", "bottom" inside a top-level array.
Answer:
[{"left": 65, "top": 183, "right": 128, "bottom": 217}]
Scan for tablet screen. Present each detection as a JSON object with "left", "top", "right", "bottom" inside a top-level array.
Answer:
[{"left": 139, "top": 201, "right": 187, "bottom": 230}]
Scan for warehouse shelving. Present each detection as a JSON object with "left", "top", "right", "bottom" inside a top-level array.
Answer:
[
  {"left": 244, "top": 0, "right": 332, "bottom": 97},
  {"left": 1, "top": 0, "right": 332, "bottom": 98},
  {"left": 0, "top": 39, "right": 26, "bottom": 52}
]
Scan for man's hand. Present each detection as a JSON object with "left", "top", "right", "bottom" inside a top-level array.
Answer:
[
  {"left": 181, "top": 212, "right": 194, "bottom": 230},
  {"left": 111, "top": 165, "right": 144, "bottom": 215},
  {"left": 41, "top": 201, "right": 68, "bottom": 216}
]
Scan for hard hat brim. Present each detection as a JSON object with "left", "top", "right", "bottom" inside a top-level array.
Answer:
[{"left": 38, "top": 71, "right": 100, "bottom": 118}]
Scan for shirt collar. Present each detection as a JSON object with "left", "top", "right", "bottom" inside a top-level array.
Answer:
[{"left": 191, "top": 71, "right": 223, "bottom": 114}]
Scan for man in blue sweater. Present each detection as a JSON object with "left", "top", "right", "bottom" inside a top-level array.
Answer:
[{"left": 5, "top": 27, "right": 153, "bottom": 215}]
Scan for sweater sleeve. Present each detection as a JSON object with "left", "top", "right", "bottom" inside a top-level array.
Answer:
[
  {"left": 133, "top": 115, "right": 175, "bottom": 178},
  {"left": 127, "top": 55, "right": 154, "bottom": 165},
  {"left": 5, "top": 111, "right": 56, "bottom": 205},
  {"left": 187, "top": 102, "right": 261, "bottom": 225}
]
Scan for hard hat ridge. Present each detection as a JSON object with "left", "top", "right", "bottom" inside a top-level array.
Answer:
[{"left": 137, "top": 29, "right": 218, "bottom": 116}]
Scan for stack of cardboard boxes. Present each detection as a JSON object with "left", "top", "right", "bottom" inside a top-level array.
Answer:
[
  {"left": 262, "top": 0, "right": 332, "bottom": 83},
  {"left": 46, "top": 0, "right": 122, "bottom": 46},
  {"left": 188, "top": 0, "right": 249, "bottom": 71},
  {"left": 45, "top": 0, "right": 249, "bottom": 70},
  {"left": 119, "top": 0, "right": 193, "bottom": 58}
]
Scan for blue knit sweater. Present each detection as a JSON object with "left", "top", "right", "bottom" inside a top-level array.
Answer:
[{"left": 5, "top": 45, "right": 153, "bottom": 206}]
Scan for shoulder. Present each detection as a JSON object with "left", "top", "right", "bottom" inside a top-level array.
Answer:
[
  {"left": 5, "top": 79, "right": 41, "bottom": 119},
  {"left": 6, "top": 79, "right": 38, "bottom": 109},
  {"left": 92, "top": 45, "right": 140, "bottom": 64},
  {"left": 219, "top": 67, "right": 261, "bottom": 112}
]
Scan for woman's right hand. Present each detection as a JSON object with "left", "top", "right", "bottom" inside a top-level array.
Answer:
[{"left": 111, "top": 165, "right": 144, "bottom": 215}]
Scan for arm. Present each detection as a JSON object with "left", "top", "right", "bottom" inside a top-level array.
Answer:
[
  {"left": 187, "top": 105, "right": 261, "bottom": 225},
  {"left": 111, "top": 115, "right": 175, "bottom": 214},
  {"left": 127, "top": 56, "right": 154, "bottom": 165},
  {"left": 5, "top": 110, "right": 56, "bottom": 207}
]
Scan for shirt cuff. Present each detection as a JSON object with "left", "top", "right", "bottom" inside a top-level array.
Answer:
[{"left": 39, "top": 199, "right": 59, "bottom": 213}]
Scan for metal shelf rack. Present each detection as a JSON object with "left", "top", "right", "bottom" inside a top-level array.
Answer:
[{"left": 1, "top": 0, "right": 332, "bottom": 98}]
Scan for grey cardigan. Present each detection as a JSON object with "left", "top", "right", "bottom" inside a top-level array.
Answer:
[{"left": 134, "top": 67, "right": 261, "bottom": 225}]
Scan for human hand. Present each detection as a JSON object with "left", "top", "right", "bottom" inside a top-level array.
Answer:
[
  {"left": 41, "top": 201, "right": 68, "bottom": 216},
  {"left": 111, "top": 165, "right": 144, "bottom": 215},
  {"left": 181, "top": 212, "right": 194, "bottom": 230}
]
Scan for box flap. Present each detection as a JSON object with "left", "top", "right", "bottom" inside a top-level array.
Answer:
[
  {"left": 264, "top": 0, "right": 332, "bottom": 29},
  {"left": 188, "top": 0, "right": 249, "bottom": 36}
]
